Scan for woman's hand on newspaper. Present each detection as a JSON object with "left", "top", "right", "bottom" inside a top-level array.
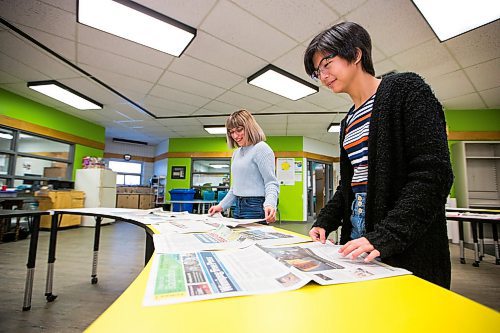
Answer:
[
  {"left": 338, "top": 237, "right": 380, "bottom": 262},
  {"left": 208, "top": 205, "right": 223, "bottom": 216},
  {"left": 309, "top": 227, "right": 327, "bottom": 244},
  {"left": 264, "top": 206, "right": 276, "bottom": 223}
]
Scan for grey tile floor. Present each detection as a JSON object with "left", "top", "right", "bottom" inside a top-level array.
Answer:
[{"left": 0, "top": 220, "right": 498, "bottom": 332}]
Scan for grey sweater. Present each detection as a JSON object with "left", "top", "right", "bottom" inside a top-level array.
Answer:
[
  {"left": 220, "top": 141, "right": 279, "bottom": 210},
  {"left": 313, "top": 72, "right": 454, "bottom": 288}
]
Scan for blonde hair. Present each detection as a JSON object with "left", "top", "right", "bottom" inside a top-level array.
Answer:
[{"left": 226, "top": 109, "right": 266, "bottom": 149}]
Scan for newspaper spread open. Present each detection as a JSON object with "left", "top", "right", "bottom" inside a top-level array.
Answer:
[
  {"left": 143, "top": 242, "right": 412, "bottom": 307},
  {"left": 153, "top": 224, "right": 309, "bottom": 252}
]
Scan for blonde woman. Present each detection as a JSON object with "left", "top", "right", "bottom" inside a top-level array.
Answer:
[{"left": 208, "top": 110, "right": 279, "bottom": 223}]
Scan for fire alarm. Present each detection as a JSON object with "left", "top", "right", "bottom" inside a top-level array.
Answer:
[{"left": 123, "top": 154, "right": 132, "bottom": 161}]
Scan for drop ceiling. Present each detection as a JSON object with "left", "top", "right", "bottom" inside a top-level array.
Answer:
[{"left": 0, "top": 0, "right": 498, "bottom": 145}]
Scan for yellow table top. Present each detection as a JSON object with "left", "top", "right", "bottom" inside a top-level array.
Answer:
[{"left": 85, "top": 224, "right": 499, "bottom": 332}]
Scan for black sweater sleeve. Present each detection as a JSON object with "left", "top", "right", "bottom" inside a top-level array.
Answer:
[{"left": 367, "top": 74, "right": 453, "bottom": 258}]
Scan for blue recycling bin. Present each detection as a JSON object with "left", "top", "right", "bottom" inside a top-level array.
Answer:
[{"left": 169, "top": 189, "right": 196, "bottom": 212}]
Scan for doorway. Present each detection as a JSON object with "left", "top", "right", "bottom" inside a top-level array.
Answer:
[{"left": 307, "top": 160, "right": 336, "bottom": 223}]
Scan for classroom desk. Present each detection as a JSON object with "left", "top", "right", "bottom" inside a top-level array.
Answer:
[
  {"left": 0, "top": 209, "right": 50, "bottom": 311},
  {"left": 445, "top": 211, "right": 500, "bottom": 267},
  {"left": 85, "top": 254, "right": 499, "bottom": 332},
  {"left": 43, "top": 209, "right": 156, "bottom": 303},
  {"left": 164, "top": 199, "right": 217, "bottom": 214}
]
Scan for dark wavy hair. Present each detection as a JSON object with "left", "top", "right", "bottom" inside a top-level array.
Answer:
[{"left": 304, "top": 22, "right": 375, "bottom": 77}]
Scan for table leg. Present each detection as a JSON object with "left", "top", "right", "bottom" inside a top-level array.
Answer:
[
  {"left": 492, "top": 223, "right": 499, "bottom": 265},
  {"left": 478, "top": 222, "right": 484, "bottom": 260},
  {"left": 145, "top": 231, "right": 154, "bottom": 265},
  {"left": 22, "top": 215, "right": 40, "bottom": 311},
  {"left": 458, "top": 220, "right": 466, "bottom": 264},
  {"left": 91, "top": 216, "right": 102, "bottom": 284},
  {"left": 471, "top": 221, "right": 480, "bottom": 267},
  {"left": 45, "top": 214, "right": 59, "bottom": 302}
]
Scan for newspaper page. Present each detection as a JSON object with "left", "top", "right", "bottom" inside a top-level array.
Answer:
[
  {"left": 153, "top": 225, "right": 308, "bottom": 253},
  {"left": 143, "top": 245, "right": 310, "bottom": 306},
  {"left": 144, "top": 242, "right": 412, "bottom": 307},
  {"left": 259, "top": 242, "right": 412, "bottom": 285}
]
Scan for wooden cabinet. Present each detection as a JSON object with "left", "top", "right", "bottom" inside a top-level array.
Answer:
[
  {"left": 35, "top": 190, "right": 85, "bottom": 228},
  {"left": 116, "top": 186, "right": 155, "bottom": 209}
]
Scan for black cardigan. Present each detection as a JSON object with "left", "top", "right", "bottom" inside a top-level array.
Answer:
[{"left": 313, "top": 72, "right": 454, "bottom": 288}]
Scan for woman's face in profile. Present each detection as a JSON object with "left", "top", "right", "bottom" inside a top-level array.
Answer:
[{"left": 229, "top": 126, "right": 247, "bottom": 147}]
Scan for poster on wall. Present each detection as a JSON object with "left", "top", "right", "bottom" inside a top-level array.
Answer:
[
  {"left": 171, "top": 166, "right": 186, "bottom": 179},
  {"left": 277, "top": 158, "right": 295, "bottom": 185}
]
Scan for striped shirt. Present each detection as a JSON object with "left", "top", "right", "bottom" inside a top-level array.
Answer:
[{"left": 343, "top": 94, "right": 375, "bottom": 193}]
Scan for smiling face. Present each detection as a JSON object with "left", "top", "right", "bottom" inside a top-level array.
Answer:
[
  {"left": 228, "top": 126, "right": 247, "bottom": 147},
  {"left": 312, "top": 51, "right": 359, "bottom": 94}
]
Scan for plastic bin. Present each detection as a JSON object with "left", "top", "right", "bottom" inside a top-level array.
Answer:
[
  {"left": 203, "top": 191, "right": 215, "bottom": 201},
  {"left": 169, "top": 189, "right": 196, "bottom": 212}
]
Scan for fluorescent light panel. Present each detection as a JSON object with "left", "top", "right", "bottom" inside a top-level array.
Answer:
[
  {"left": 327, "top": 123, "right": 341, "bottom": 133},
  {"left": 78, "top": 0, "right": 196, "bottom": 57},
  {"left": 247, "top": 64, "right": 318, "bottom": 101},
  {"left": 204, "top": 125, "right": 226, "bottom": 135},
  {"left": 412, "top": 0, "right": 500, "bottom": 41},
  {"left": 27, "top": 80, "right": 102, "bottom": 110}
]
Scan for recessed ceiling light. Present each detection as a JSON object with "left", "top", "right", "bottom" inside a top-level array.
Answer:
[
  {"left": 203, "top": 125, "right": 227, "bottom": 135},
  {"left": 247, "top": 64, "right": 319, "bottom": 101},
  {"left": 412, "top": 0, "right": 500, "bottom": 41},
  {"left": 27, "top": 80, "right": 102, "bottom": 110},
  {"left": 78, "top": 0, "right": 197, "bottom": 56},
  {"left": 327, "top": 123, "right": 341, "bottom": 133}
]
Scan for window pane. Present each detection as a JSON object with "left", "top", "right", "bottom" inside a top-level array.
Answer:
[
  {"left": 192, "top": 159, "right": 230, "bottom": 173},
  {"left": 192, "top": 174, "right": 230, "bottom": 188},
  {"left": 0, "top": 178, "right": 7, "bottom": 186},
  {"left": 0, "top": 154, "right": 10, "bottom": 175},
  {"left": 17, "top": 133, "right": 70, "bottom": 159},
  {"left": 15, "top": 156, "right": 68, "bottom": 178},
  {"left": 0, "top": 128, "right": 13, "bottom": 150},
  {"left": 116, "top": 174, "right": 125, "bottom": 185},
  {"left": 109, "top": 161, "right": 142, "bottom": 174},
  {"left": 124, "top": 174, "right": 141, "bottom": 185}
]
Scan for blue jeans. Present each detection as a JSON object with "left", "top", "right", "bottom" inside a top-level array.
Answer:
[
  {"left": 350, "top": 193, "right": 366, "bottom": 239},
  {"left": 233, "top": 196, "right": 265, "bottom": 220}
]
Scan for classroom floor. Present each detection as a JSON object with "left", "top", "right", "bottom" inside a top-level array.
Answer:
[{"left": 0, "top": 220, "right": 498, "bottom": 332}]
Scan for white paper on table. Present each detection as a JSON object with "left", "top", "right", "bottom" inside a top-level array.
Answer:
[{"left": 153, "top": 231, "right": 254, "bottom": 253}]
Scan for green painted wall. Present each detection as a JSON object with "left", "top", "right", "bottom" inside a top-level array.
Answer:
[
  {"left": 0, "top": 89, "right": 105, "bottom": 179},
  {"left": 166, "top": 137, "right": 306, "bottom": 221},
  {"left": 444, "top": 109, "right": 500, "bottom": 198}
]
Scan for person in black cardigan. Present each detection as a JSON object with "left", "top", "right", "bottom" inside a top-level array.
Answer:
[{"left": 303, "top": 22, "right": 454, "bottom": 288}]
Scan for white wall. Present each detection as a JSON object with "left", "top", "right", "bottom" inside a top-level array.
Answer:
[
  {"left": 303, "top": 137, "right": 339, "bottom": 156},
  {"left": 104, "top": 139, "right": 156, "bottom": 185},
  {"left": 153, "top": 139, "right": 169, "bottom": 177}
]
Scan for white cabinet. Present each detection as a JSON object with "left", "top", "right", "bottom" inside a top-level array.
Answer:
[
  {"left": 75, "top": 169, "right": 117, "bottom": 227},
  {"left": 451, "top": 141, "right": 500, "bottom": 242}
]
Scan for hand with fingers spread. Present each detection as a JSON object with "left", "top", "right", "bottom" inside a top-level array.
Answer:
[
  {"left": 338, "top": 237, "right": 380, "bottom": 262},
  {"left": 208, "top": 204, "right": 223, "bottom": 216},
  {"left": 309, "top": 227, "right": 327, "bottom": 244}
]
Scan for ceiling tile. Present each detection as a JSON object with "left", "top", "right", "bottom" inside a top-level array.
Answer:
[
  {"left": 479, "top": 87, "right": 500, "bottom": 109},
  {"left": 168, "top": 55, "right": 244, "bottom": 89},
  {"left": 347, "top": 0, "right": 435, "bottom": 56},
  {"left": 216, "top": 90, "right": 271, "bottom": 111},
  {"left": 158, "top": 71, "right": 225, "bottom": 99},
  {"left": 442, "top": 93, "right": 486, "bottom": 110},
  {"left": 233, "top": 0, "right": 338, "bottom": 42},
  {"left": 149, "top": 84, "right": 211, "bottom": 108},
  {"left": 428, "top": 70, "right": 476, "bottom": 101},
  {"left": 185, "top": 31, "right": 266, "bottom": 76},
  {"left": 464, "top": 58, "right": 500, "bottom": 91},
  {"left": 445, "top": 20, "right": 500, "bottom": 68},
  {"left": 200, "top": 0, "right": 297, "bottom": 61},
  {"left": 391, "top": 39, "right": 460, "bottom": 79},
  {"left": 78, "top": 44, "right": 164, "bottom": 83}
]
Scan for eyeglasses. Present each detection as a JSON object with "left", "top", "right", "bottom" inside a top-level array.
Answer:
[
  {"left": 228, "top": 126, "right": 244, "bottom": 135},
  {"left": 310, "top": 53, "right": 336, "bottom": 81}
]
